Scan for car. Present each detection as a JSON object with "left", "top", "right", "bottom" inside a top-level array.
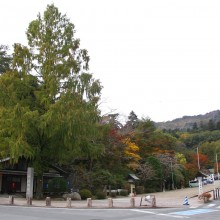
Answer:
[{"left": 189, "top": 180, "right": 198, "bottom": 187}]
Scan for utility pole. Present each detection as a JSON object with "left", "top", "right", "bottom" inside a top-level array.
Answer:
[
  {"left": 197, "top": 147, "right": 200, "bottom": 170},
  {"left": 216, "top": 153, "right": 219, "bottom": 182},
  {"left": 171, "top": 159, "right": 174, "bottom": 190}
]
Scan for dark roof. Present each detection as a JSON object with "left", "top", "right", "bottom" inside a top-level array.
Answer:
[
  {"left": 127, "top": 174, "right": 139, "bottom": 181},
  {"left": 195, "top": 170, "right": 209, "bottom": 178},
  {"left": 0, "top": 169, "right": 62, "bottom": 177},
  {"left": 49, "top": 164, "right": 68, "bottom": 175}
]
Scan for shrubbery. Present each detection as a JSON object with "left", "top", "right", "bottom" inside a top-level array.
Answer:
[
  {"left": 48, "top": 177, "right": 68, "bottom": 194},
  {"left": 95, "top": 191, "right": 106, "bottom": 200},
  {"left": 119, "top": 190, "right": 128, "bottom": 196},
  {"left": 79, "top": 189, "right": 93, "bottom": 200},
  {"left": 136, "top": 186, "right": 145, "bottom": 194},
  {"left": 110, "top": 191, "right": 117, "bottom": 198}
]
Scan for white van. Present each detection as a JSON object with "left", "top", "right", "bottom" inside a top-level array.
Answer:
[{"left": 189, "top": 180, "right": 198, "bottom": 187}]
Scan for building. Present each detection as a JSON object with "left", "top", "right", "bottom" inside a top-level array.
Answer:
[{"left": 0, "top": 157, "right": 66, "bottom": 194}]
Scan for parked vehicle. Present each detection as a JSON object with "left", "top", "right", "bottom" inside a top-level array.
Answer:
[{"left": 189, "top": 180, "right": 198, "bottom": 187}]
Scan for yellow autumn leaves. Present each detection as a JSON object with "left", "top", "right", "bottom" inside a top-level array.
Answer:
[{"left": 123, "top": 138, "right": 141, "bottom": 170}]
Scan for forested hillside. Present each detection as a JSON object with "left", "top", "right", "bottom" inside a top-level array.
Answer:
[{"left": 156, "top": 110, "right": 220, "bottom": 131}]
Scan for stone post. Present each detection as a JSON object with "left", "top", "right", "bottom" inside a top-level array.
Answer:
[
  {"left": 9, "top": 196, "right": 14, "bottom": 205},
  {"left": 26, "top": 167, "right": 34, "bottom": 202},
  {"left": 213, "top": 189, "right": 216, "bottom": 200},
  {"left": 108, "top": 198, "right": 113, "bottom": 208},
  {"left": 151, "top": 196, "right": 156, "bottom": 207},
  {"left": 130, "top": 197, "right": 135, "bottom": 208},
  {"left": 27, "top": 196, "right": 32, "bottom": 205},
  {"left": 87, "top": 198, "right": 92, "bottom": 208},
  {"left": 46, "top": 197, "right": 51, "bottom": 206},
  {"left": 66, "top": 197, "right": 71, "bottom": 208}
]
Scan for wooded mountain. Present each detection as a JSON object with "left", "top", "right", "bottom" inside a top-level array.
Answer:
[{"left": 156, "top": 110, "right": 220, "bottom": 131}]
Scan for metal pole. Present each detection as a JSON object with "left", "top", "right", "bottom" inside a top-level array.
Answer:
[
  {"left": 171, "top": 159, "right": 174, "bottom": 190},
  {"left": 216, "top": 154, "right": 219, "bottom": 186}
]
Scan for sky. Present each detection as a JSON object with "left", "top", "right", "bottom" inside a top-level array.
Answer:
[{"left": 1, "top": 0, "right": 220, "bottom": 122}]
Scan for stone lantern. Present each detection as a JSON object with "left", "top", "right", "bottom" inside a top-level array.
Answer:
[{"left": 127, "top": 174, "right": 139, "bottom": 196}]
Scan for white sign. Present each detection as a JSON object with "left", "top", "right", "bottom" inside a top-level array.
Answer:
[{"left": 198, "top": 177, "right": 203, "bottom": 195}]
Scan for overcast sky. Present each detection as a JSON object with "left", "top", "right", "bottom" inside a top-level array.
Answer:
[{"left": 1, "top": 0, "right": 220, "bottom": 122}]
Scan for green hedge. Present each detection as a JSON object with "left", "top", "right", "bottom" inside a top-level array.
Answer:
[{"left": 79, "top": 189, "right": 93, "bottom": 200}]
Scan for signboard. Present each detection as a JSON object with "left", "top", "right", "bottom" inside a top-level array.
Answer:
[
  {"left": 198, "top": 177, "right": 203, "bottom": 195},
  {"left": 26, "top": 167, "right": 34, "bottom": 199}
]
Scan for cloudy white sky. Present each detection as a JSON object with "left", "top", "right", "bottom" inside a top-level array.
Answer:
[{"left": 1, "top": 0, "right": 220, "bottom": 122}]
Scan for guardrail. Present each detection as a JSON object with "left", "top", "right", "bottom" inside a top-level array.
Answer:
[{"left": 212, "top": 188, "right": 220, "bottom": 200}]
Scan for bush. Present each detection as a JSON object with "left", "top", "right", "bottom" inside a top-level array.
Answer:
[
  {"left": 95, "top": 191, "right": 106, "bottom": 200},
  {"left": 110, "top": 191, "right": 117, "bottom": 198},
  {"left": 79, "top": 189, "right": 93, "bottom": 200},
  {"left": 48, "top": 177, "right": 68, "bottom": 193},
  {"left": 63, "top": 192, "right": 81, "bottom": 200},
  {"left": 119, "top": 190, "right": 128, "bottom": 196},
  {"left": 145, "top": 188, "right": 156, "bottom": 193},
  {"left": 136, "top": 186, "right": 145, "bottom": 194}
]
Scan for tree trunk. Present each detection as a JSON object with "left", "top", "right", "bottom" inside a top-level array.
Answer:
[{"left": 35, "top": 174, "right": 43, "bottom": 199}]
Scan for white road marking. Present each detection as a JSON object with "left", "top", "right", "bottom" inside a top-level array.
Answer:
[
  {"left": 131, "top": 209, "right": 156, "bottom": 214},
  {"left": 158, "top": 213, "right": 189, "bottom": 218},
  {"left": 207, "top": 204, "right": 216, "bottom": 208},
  {"left": 189, "top": 206, "right": 198, "bottom": 208}
]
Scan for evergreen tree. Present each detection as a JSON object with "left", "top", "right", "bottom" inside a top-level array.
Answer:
[
  {"left": 0, "top": 45, "right": 11, "bottom": 74},
  {"left": 208, "top": 119, "right": 215, "bottom": 131},
  {"left": 122, "top": 111, "right": 139, "bottom": 135}
]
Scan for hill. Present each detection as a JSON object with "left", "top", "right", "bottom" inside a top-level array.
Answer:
[{"left": 156, "top": 110, "right": 220, "bottom": 131}]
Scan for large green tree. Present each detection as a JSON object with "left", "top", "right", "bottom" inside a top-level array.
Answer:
[{"left": 0, "top": 4, "right": 102, "bottom": 198}]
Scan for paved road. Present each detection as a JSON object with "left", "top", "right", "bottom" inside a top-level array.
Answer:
[{"left": 1, "top": 203, "right": 220, "bottom": 220}]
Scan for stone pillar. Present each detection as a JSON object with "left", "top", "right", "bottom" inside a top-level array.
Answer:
[
  {"left": 87, "top": 198, "right": 92, "bottom": 208},
  {"left": 198, "top": 177, "right": 203, "bottom": 195},
  {"left": 66, "top": 197, "right": 71, "bottom": 208},
  {"left": 27, "top": 196, "right": 32, "bottom": 205},
  {"left": 108, "top": 198, "right": 113, "bottom": 208},
  {"left": 46, "top": 197, "right": 51, "bottom": 206},
  {"left": 151, "top": 196, "right": 156, "bottom": 207},
  {"left": 26, "top": 167, "right": 34, "bottom": 201},
  {"left": 130, "top": 197, "right": 135, "bottom": 208},
  {"left": 9, "top": 196, "right": 14, "bottom": 205}
]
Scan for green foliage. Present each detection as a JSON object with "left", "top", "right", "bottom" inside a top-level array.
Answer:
[
  {"left": 119, "top": 190, "right": 128, "bottom": 196},
  {"left": 48, "top": 177, "right": 68, "bottom": 193},
  {"left": 0, "top": 4, "right": 103, "bottom": 198},
  {"left": 183, "top": 130, "right": 220, "bottom": 148},
  {"left": 0, "top": 45, "right": 11, "bottom": 74},
  {"left": 91, "top": 169, "right": 116, "bottom": 190},
  {"left": 145, "top": 187, "right": 157, "bottom": 193},
  {"left": 95, "top": 191, "right": 106, "bottom": 200},
  {"left": 79, "top": 189, "right": 93, "bottom": 200},
  {"left": 110, "top": 191, "right": 117, "bottom": 198},
  {"left": 136, "top": 186, "right": 145, "bottom": 194},
  {"left": 200, "top": 140, "right": 220, "bottom": 164},
  {"left": 147, "top": 156, "right": 162, "bottom": 180}
]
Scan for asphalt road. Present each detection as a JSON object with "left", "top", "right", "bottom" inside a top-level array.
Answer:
[{"left": 1, "top": 204, "right": 220, "bottom": 220}]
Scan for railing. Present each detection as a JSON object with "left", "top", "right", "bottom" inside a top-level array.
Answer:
[{"left": 212, "top": 188, "right": 220, "bottom": 200}]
